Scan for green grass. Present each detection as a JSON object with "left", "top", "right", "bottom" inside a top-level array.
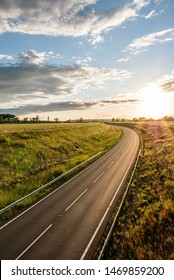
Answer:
[
  {"left": 0, "top": 122, "right": 77, "bottom": 132},
  {"left": 0, "top": 122, "right": 122, "bottom": 221},
  {"left": 101, "top": 121, "right": 174, "bottom": 260}
]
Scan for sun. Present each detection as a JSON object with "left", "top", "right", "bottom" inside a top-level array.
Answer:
[{"left": 140, "top": 84, "right": 170, "bottom": 119}]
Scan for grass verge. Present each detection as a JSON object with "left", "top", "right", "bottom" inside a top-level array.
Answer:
[
  {"left": 100, "top": 121, "right": 174, "bottom": 260},
  {"left": 0, "top": 122, "right": 122, "bottom": 223}
]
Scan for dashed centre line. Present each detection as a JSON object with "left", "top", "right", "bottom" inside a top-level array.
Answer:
[
  {"left": 93, "top": 171, "right": 104, "bottom": 184},
  {"left": 65, "top": 188, "right": 88, "bottom": 212},
  {"left": 107, "top": 161, "right": 114, "bottom": 169},
  {"left": 115, "top": 155, "right": 120, "bottom": 160}
]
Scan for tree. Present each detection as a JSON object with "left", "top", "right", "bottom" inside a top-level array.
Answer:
[
  {"left": 14, "top": 117, "right": 19, "bottom": 122},
  {"left": 36, "top": 115, "right": 39, "bottom": 122},
  {"left": 0, "top": 114, "right": 17, "bottom": 123},
  {"left": 138, "top": 117, "right": 147, "bottom": 121},
  {"left": 164, "top": 116, "right": 174, "bottom": 121}
]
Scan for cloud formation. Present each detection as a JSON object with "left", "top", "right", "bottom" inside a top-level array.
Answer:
[
  {"left": 128, "top": 28, "right": 174, "bottom": 54},
  {"left": 0, "top": 0, "right": 150, "bottom": 44},
  {"left": 0, "top": 50, "right": 132, "bottom": 105},
  {"left": 144, "top": 10, "right": 157, "bottom": 19},
  {"left": 18, "top": 49, "right": 46, "bottom": 65},
  {"left": 0, "top": 53, "right": 13, "bottom": 60},
  {"left": 162, "top": 81, "right": 174, "bottom": 92},
  {"left": 159, "top": 70, "right": 174, "bottom": 92},
  {"left": 0, "top": 99, "right": 139, "bottom": 116},
  {"left": 138, "top": 69, "right": 174, "bottom": 96}
]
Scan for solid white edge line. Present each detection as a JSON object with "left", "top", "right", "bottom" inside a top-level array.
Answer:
[
  {"left": 80, "top": 187, "right": 120, "bottom": 260},
  {"left": 93, "top": 171, "right": 104, "bottom": 184},
  {"left": 80, "top": 140, "right": 139, "bottom": 260},
  {"left": 0, "top": 127, "right": 127, "bottom": 231},
  {"left": 0, "top": 153, "right": 103, "bottom": 230},
  {"left": 65, "top": 189, "right": 88, "bottom": 212},
  {"left": 0, "top": 152, "right": 102, "bottom": 216},
  {"left": 16, "top": 224, "right": 52, "bottom": 260}
]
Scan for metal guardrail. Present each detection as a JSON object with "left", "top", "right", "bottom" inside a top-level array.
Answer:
[
  {"left": 98, "top": 148, "right": 141, "bottom": 259},
  {"left": 0, "top": 152, "right": 102, "bottom": 215}
]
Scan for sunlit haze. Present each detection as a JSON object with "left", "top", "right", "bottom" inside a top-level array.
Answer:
[
  {"left": 140, "top": 83, "right": 173, "bottom": 119},
  {"left": 0, "top": 0, "right": 174, "bottom": 120}
]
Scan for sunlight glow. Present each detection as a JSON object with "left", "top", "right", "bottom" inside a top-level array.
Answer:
[{"left": 140, "top": 84, "right": 170, "bottom": 119}]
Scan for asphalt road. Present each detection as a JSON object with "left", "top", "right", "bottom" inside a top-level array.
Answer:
[{"left": 0, "top": 126, "right": 139, "bottom": 260}]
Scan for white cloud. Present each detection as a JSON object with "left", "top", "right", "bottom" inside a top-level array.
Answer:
[
  {"left": 76, "top": 56, "right": 93, "bottom": 64},
  {"left": 89, "top": 34, "right": 104, "bottom": 45},
  {"left": 158, "top": 69, "right": 174, "bottom": 92},
  {"left": 117, "top": 56, "right": 132, "bottom": 62},
  {"left": 144, "top": 10, "right": 157, "bottom": 19},
  {"left": 0, "top": 0, "right": 150, "bottom": 44},
  {"left": 118, "top": 28, "right": 174, "bottom": 61},
  {"left": 137, "top": 69, "right": 174, "bottom": 95},
  {"left": 132, "top": 0, "right": 150, "bottom": 9},
  {"left": 0, "top": 99, "right": 138, "bottom": 116},
  {"left": 0, "top": 50, "right": 132, "bottom": 105},
  {"left": 128, "top": 28, "right": 174, "bottom": 54},
  {"left": 90, "top": 6, "right": 137, "bottom": 37},
  {"left": 18, "top": 50, "right": 46, "bottom": 65},
  {"left": 17, "top": 49, "right": 62, "bottom": 65},
  {"left": 0, "top": 53, "right": 13, "bottom": 60}
]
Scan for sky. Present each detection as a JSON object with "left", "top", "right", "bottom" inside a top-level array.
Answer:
[{"left": 0, "top": 0, "right": 174, "bottom": 121}]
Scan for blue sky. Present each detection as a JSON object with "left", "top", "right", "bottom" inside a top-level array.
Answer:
[{"left": 0, "top": 0, "right": 174, "bottom": 120}]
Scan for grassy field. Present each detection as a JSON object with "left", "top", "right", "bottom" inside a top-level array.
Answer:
[
  {"left": 102, "top": 121, "right": 174, "bottom": 260},
  {"left": 0, "top": 122, "right": 122, "bottom": 220}
]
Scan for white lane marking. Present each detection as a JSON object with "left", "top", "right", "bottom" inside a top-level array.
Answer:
[
  {"left": 115, "top": 155, "right": 120, "bottom": 160},
  {"left": 0, "top": 146, "right": 115, "bottom": 230},
  {"left": 80, "top": 204, "right": 111, "bottom": 260},
  {"left": 65, "top": 189, "right": 88, "bottom": 212},
  {"left": 16, "top": 224, "right": 52, "bottom": 260},
  {"left": 80, "top": 143, "right": 139, "bottom": 260},
  {"left": 107, "top": 161, "right": 114, "bottom": 169},
  {"left": 0, "top": 128, "right": 132, "bottom": 231},
  {"left": 93, "top": 172, "right": 104, "bottom": 184}
]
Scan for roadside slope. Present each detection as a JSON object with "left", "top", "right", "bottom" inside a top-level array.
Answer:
[
  {"left": 102, "top": 121, "right": 174, "bottom": 260},
  {"left": 0, "top": 126, "right": 139, "bottom": 260},
  {"left": 0, "top": 122, "right": 122, "bottom": 219}
]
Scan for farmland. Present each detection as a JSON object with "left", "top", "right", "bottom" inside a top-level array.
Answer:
[
  {"left": 101, "top": 121, "right": 174, "bottom": 260},
  {"left": 0, "top": 122, "right": 122, "bottom": 220}
]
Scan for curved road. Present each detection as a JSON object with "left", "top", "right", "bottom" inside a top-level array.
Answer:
[{"left": 0, "top": 126, "right": 139, "bottom": 260}]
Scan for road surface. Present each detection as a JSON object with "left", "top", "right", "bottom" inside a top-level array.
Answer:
[{"left": 0, "top": 126, "right": 139, "bottom": 260}]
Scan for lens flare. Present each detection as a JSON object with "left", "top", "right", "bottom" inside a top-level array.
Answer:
[{"left": 140, "top": 84, "right": 171, "bottom": 119}]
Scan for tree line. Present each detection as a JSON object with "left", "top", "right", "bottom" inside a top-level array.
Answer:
[
  {"left": 1, "top": 113, "right": 174, "bottom": 124},
  {"left": 0, "top": 114, "right": 19, "bottom": 123},
  {"left": 0, "top": 114, "right": 60, "bottom": 123}
]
